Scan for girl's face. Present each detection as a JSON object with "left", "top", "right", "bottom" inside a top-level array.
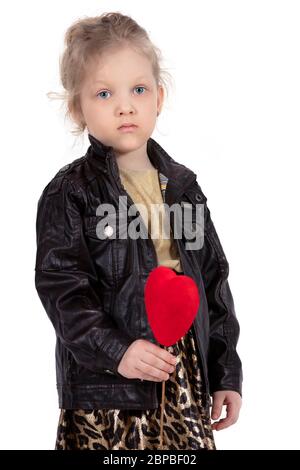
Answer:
[{"left": 74, "top": 46, "right": 164, "bottom": 155}]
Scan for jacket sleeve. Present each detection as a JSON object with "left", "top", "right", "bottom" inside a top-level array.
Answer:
[
  {"left": 34, "top": 174, "right": 135, "bottom": 376},
  {"left": 196, "top": 185, "right": 243, "bottom": 397}
]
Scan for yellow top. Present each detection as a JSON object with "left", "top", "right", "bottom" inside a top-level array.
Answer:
[{"left": 119, "top": 166, "right": 182, "bottom": 273}]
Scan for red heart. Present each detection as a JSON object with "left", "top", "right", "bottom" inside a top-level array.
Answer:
[{"left": 144, "top": 266, "right": 200, "bottom": 346}]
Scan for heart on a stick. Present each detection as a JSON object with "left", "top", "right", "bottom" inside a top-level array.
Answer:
[{"left": 144, "top": 266, "right": 200, "bottom": 346}]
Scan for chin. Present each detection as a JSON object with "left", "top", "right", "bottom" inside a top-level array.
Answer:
[{"left": 116, "top": 136, "right": 143, "bottom": 149}]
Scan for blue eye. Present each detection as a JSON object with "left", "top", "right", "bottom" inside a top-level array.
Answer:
[
  {"left": 96, "top": 86, "right": 146, "bottom": 100},
  {"left": 134, "top": 86, "right": 146, "bottom": 95},
  {"left": 97, "top": 90, "right": 111, "bottom": 100}
]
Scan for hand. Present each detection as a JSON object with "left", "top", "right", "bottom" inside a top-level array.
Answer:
[
  {"left": 117, "top": 339, "right": 177, "bottom": 382},
  {"left": 210, "top": 390, "right": 242, "bottom": 431}
]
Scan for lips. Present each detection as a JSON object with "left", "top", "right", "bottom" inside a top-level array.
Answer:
[
  {"left": 118, "top": 124, "right": 137, "bottom": 129},
  {"left": 118, "top": 124, "right": 138, "bottom": 133}
]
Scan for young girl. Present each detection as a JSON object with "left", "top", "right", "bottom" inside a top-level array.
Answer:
[{"left": 35, "top": 12, "right": 243, "bottom": 450}]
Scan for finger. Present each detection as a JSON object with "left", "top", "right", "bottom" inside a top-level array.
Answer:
[
  {"left": 211, "top": 397, "right": 224, "bottom": 420},
  {"left": 147, "top": 344, "right": 177, "bottom": 366},
  {"left": 137, "top": 362, "right": 170, "bottom": 381},
  {"left": 211, "top": 415, "right": 236, "bottom": 431},
  {"left": 140, "top": 374, "right": 168, "bottom": 382},
  {"left": 142, "top": 351, "right": 176, "bottom": 374},
  {"left": 211, "top": 403, "right": 238, "bottom": 430},
  {"left": 225, "top": 402, "right": 235, "bottom": 419}
]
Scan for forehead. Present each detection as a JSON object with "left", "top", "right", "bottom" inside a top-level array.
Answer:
[
  {"left": 86, "top": 48, "right": 154, "bottom": 85},
  {"left": 93, "top": 75, "right": 151, "bottom": 86}
]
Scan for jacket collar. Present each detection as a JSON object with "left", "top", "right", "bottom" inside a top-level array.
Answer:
[{"left": 86, "top": 133, "right": 197, "bottom": 204}]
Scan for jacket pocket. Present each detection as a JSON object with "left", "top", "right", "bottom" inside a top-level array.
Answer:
[{"left": 84, "top": 212, "right": 133, "bottom": 283}]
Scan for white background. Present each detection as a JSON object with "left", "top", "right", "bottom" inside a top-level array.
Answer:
[{"left": 0, "top": 0, "right": 299, "bottom": 450}]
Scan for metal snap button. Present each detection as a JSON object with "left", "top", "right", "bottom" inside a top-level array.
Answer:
[
  {"left": 195, "top": 193, "right": 202, "bottom": 201},
  {"left": 104, "top": 225, "right": 114, "bottom": 237}
]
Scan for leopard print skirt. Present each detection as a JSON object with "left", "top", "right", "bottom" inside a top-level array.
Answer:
[{"left": 55, "top": 328, "right": 216, "bottom": 450}]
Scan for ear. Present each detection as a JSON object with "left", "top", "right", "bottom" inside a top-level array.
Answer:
[{"left": 157, "top": 85, "right": 164, "bottom": 115}]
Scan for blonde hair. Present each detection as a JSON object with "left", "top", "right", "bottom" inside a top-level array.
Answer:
[{"left": 47, "top": 11, "right": 173, "bottom": 137}]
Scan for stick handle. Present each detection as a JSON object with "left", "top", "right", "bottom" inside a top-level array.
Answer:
[{"left": 159, "top": 380, "right": 166, "bottom": 450}]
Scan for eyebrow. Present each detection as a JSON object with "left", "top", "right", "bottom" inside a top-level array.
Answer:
[{"left": 93, "top": 76, "right": 149, "bottom": 85}]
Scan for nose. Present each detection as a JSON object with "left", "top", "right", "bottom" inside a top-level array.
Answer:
[
  {"left": 116, "top": 96, "right": 135, "bottom": 116},
  {"left": 118, "top": 107, "right": 134, "bottom": 116}
]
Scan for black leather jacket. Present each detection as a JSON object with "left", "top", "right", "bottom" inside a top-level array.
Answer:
[{"left": 34, "top": 133, "right": 243, "bottom": 410}]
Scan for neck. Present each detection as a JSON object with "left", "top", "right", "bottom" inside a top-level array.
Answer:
[{"left": 114, "top": 142, "right": 155, "bottom": 171}]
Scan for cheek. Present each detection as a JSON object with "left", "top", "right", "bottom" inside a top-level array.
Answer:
[
  {"left": 81, "top": 95, "right": 99, "bottom": 114},
  {"left": 145, "top": 94, "right": 157, "bottom": 109},
  {"left": 144, "top": 109, "right": 158, "bottom": 127},
  {"left": 140, "top": 98, "right": 156, "bottom": 116},
  {"left": 84, "top": 104, "right": 107, "bottom": 124}
]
